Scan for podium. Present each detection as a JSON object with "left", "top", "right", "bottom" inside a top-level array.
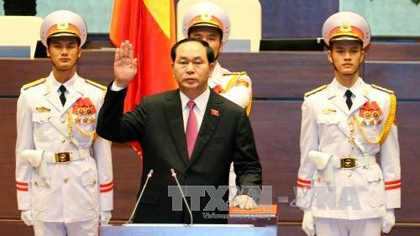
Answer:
[{"left": 100, "top": 205, "right": 278, "bottom": 236}]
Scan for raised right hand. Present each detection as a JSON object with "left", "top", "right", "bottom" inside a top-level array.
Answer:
[{"left": 113, "top": 40, "right": 138, "bottom": 88}]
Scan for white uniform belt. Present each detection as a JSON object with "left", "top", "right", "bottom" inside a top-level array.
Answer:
[
  {"left": 332, "top": 155, "right": 376, "bottom": 169},
  {"left": 44, "top": 148, "right": 91, "bottom": 164}
]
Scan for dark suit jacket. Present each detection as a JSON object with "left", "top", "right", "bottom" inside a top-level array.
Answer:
[{"left": 97, "top": 87, "right": 262, "bottom": 224}]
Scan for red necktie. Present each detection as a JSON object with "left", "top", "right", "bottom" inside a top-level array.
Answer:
[{"left": 186, "top": 100, "right": 198, "bottom": 158}]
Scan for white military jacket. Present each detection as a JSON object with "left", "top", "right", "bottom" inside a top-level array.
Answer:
[
  {"left": 296, "top": 78, "right": 400, "bottom": 220},
  {"left": 15, "top": 73, "right": 113, "bottom": 223},
  {"left": 209, "top": 62, "right": 252, "bottom": 114}
]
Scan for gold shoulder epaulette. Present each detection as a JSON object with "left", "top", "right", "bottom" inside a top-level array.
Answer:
[
  {"left": 371, "top": 84, "right": 394, "bottom": 94},
  {"left": 304, "top": 85, "right": 327, "bottom": 97},
  {"left": 223, "top": 71, "right": 247, "bottom": 76},
  {"left": 22, "top": 78, "right": 46, "bottom": 90},
  {"left": 85, "top": 79, "right": 107, "bottom": 91}
]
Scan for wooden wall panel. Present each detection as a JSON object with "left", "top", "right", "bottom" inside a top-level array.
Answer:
[
  {"left": 259, "top": 0, "right": 339, "bottom": 38},
  {"left": 2, "top": 51, "right": 420, "bottom": 99},
  {"left": 220, "top": 54, "right": 420, "bottom": 100},
  {"left": 363, "top": 62, "right": 420, "bottom": 99},
  {"left": 366, "top": 43, "right": 420, "bottom": 61},
  {"left": 0, "top": 99, "right": 18, "bottom": 218},
  {"left": 0, "top": 59, "right": 50, "bottom": 96}
]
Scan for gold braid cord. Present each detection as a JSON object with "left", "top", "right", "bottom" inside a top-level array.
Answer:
[
  {"left": 353, "top": 94, "right": 397, "bottom": 145},
  {"left": 225, "top": 72, "right": 252, "bottom": 116}
]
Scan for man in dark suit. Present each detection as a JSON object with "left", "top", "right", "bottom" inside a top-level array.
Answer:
[{"left": 97, "top": 38, "right": 262, "bottom": 224}]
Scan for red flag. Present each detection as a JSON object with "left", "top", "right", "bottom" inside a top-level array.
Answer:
[{"left": 110, "top": 0, "right": 178, "bottom": 157}]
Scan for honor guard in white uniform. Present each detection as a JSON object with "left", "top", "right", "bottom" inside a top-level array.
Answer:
[
  {"left": 297, "top": 12, "right": 400, "bottom": 236},
  {"left": 182, "top": 2, "right": 253, "bottom": 203},
  {"left": 15, "top": 10, "right": 113, "bottom": 236}
]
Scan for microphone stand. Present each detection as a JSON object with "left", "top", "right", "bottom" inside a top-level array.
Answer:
[
  {"left": 171, "top": 168, "right": 194, "bottom": 225},
  {"left": 125, "top": 169, "right": 153, "bottom": 224}
]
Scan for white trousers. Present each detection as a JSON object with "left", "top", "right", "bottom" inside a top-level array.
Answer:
[
  {"left": 314, "top": 217, "right": 381, "bottom": 236},
  {"left": 33, "top": 218, "right": 98, "bottom": 236}
]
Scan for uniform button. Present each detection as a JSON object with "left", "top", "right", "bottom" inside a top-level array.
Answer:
[
  {"left": 63, "top": 178, "right": 68, "bottom": 184},
  {"left": 34, "top": 181, "right": 38, "bottom": 187},
  {"left": 61, "top": 139, "right": 66, "bottom": 143},
  {"left": 93, "top": 180, "right": 97, "bottom": 185},
  {"left": 61, "top": 119, "right": 65, "bottom": 123}
]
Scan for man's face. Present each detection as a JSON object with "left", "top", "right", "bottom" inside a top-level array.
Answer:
[
  {"left": 327, "top": 40, "right": 364, "bottom": 76},
  {"left": 189, "top": 26, "right": 223, "bottom": 60},
  {"left": 172, "top": 41, "right": 214, "bottom": 96},
  {"left": 47, "top": 37, "right": 81, "bottom": 71}
]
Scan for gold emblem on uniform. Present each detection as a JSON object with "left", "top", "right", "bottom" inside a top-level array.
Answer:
[
  {"left": 36, "top": 106, "right": 51, "bottom": 113},
  {"left": 235, "top": 80, "right": 250, "bottom": 88},
  {"left": 57, "top": 22, "right": 69, "bottom": 30},
  {"left": 340, "top": 157, "right": 356, "bottom": 169},
  {"left": 339, "top": 23, "right": 351, "bottom": 33},
  {"left": 77, "top": 107, "right": 86, "bottom": 115},
  {"left": 200, "top": 13, "right": 212, "bottom": 22},
  {"left": 55, "top": 152, "right": 70, "bottom": 163},
  {"left": 322, "top": 108, "right": 336, "bottom": 114}
]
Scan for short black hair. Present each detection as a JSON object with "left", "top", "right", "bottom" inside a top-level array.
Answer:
[{"left": 170, "top": 38, "right": 215, "bottom": 64}]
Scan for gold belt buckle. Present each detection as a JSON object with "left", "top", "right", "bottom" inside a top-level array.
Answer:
[
  {"left": 55, "top": 152, "right": 71, "bottom": 163},
  {"left": 341, "top": 157, "right": 356, "bottom": 169}
]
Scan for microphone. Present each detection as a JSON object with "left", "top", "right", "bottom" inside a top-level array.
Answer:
[
  {"left": 125, "top": 169, "right": 153, "bottom": 224},
  {"left": 170, "top": 168, "right": 193, "bottom": 225}
]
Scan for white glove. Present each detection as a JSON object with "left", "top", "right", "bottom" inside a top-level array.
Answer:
[
  {"left": 231, "top": 195, "right": 257, "bottom": 209},
  {"left": 22, "top": 149, "right": 50, "bottom": 186},
  {"left": 382, "top": 209, "right": 395, "bottom": 234},
  {"left": 99, "top": 211, "right": 112, "bottom": 226},
  {"left": 21, "top": 210, "right": 33, "bottom": 226},
  {"left": 302, "top": 210, "right": 315, "bottom": 236}
]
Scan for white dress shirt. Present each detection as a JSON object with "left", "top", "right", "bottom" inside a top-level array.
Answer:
[{"left": 179, "top": 88, "right": 210, "bottom": 132}]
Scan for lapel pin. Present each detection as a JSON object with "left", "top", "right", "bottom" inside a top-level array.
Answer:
[{"left": 210, "top": 109, "right": 220, "bottom": 117}]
